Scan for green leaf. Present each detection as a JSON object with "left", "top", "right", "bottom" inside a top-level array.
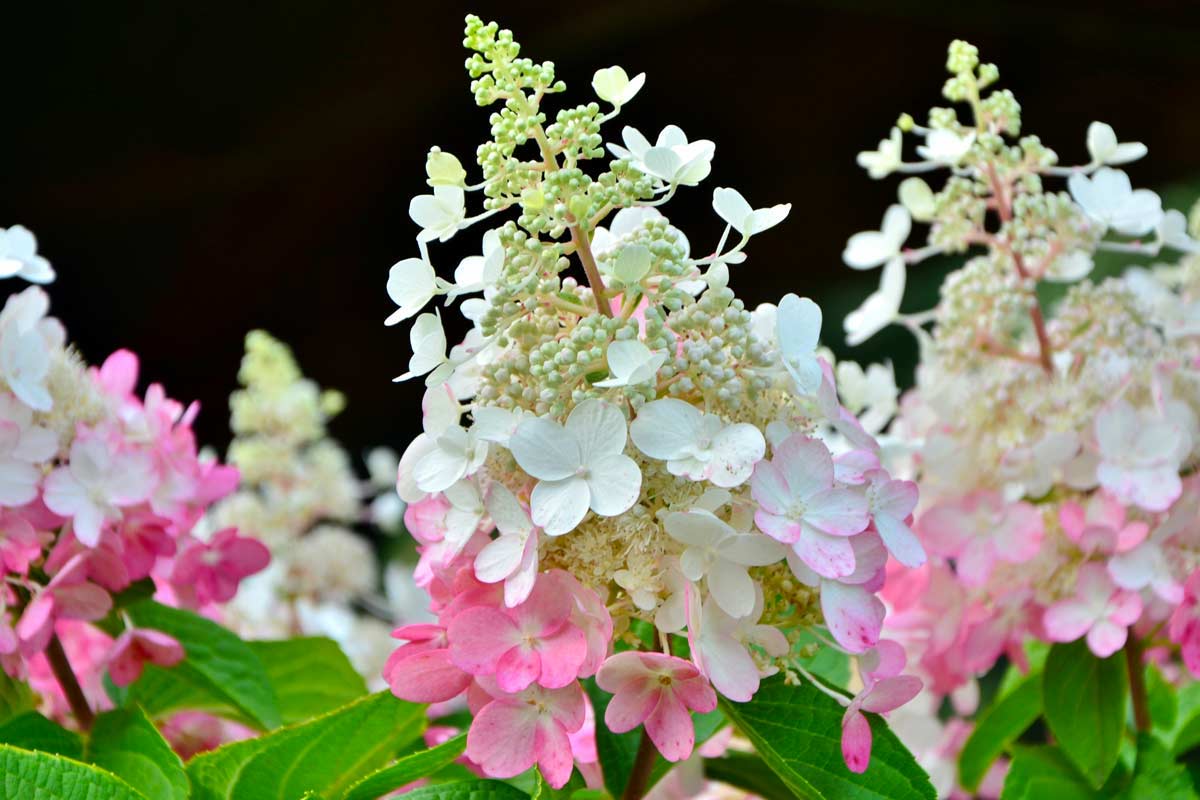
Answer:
[
  {"left": 959, "top": 669, "right": 1043, "bottom": 791},
  {"left": 718, "top": 675, "right": 935, "bottom": 800},
  {"left": 390, "top": 779, "right": 531, "bottom": 799},
  {"left": 583, "top": 679, "right": 724, "bottom": 798},
  {"left": 0, "top": 743, "right": 146, "bottom": 799},
  {"left": 704, "top": 750, "right": 798, "bottom": 799},
  {"left": 0, "top": 712, "right": 83, "bottom": 758},
  {"left": 186, "top": 691, "right": 425, "bottom": 800},
  {"left": 250, "top": 637, "right": 368, "bottom": 725},
  {"left": 1041, "top": 640, "right": 1128, "bottom": 788},
  {"left": 1147, "top": 663, "right": 1179, "bottom": 731},
  {"left": 112, "top": 600, "right": 280, "bottom": 730},
  {"left": 1000, "top": 745, "right": 1097, "bottom": 800},
  {"left": 0, "top": 670, "right": 35, "bottom": 723},
  {"left": 85, "top": 708, "right": 188, "bottom": 800},
  {"left": 1115, "top": 734, "right": 1195, "bottom": 799},
  {"left": 340, "top": 733, "right": 466, "bottom": 800}
]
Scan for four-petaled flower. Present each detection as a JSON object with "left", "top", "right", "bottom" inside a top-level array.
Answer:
[
  {"left": 1044, "top": 563, "right": 1142, "bottom": 658},
  {"left": 43, "top": 436, "right": 155, "bottom": 547},
  {"left": 596, "top": 651, "right": 718, "bottom": 762},
  {"left": 509, "top": 399, "right": 641, "bottom": 535},
  {"left": 631, "top": 398, "right": 765, "bottom": 489}
]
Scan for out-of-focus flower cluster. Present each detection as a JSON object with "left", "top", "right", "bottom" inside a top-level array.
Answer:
[
  {"left": 841, "top": 40, "right": 1200, "bottom": 796},
  {"left": 382, "top": 15, "right": 927, "bottom": 786},
  {"left": 211, "top": 330, "right": 409, "bottom": 683},
  {"left": 0, "top": 231, "right": 268, "bottom": 721}
]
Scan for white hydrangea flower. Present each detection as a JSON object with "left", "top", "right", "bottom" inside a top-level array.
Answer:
[
  {"left": 857, "top": 127, "right": 903, "bottom": 180},
  {"left": 631, "top": 398, "right": 765, "bottom": 488},
  {"left": 385, "top": 257, "right": 439, "bottom": 325},
  {"left": 0, "top": 226, "right": 55, "bottom": 284},
  {"left": 1086, "top": 122, "right": 1147, "bottom": 167},
  {"left": 835, "top": 361, "right": 898, "bottom": 436},
  {"left": 1158, "top": 209, "right": 1200, "bottom": 254},
  {"left": 591, "top": 66, "right": 646, "bottom": 108},
  {"left": 441, "top": 478, "right": 486, "bottom": 559},
  {"left": 711, "top": 187, "right": 791, "bottom": 237},
  {"left": 1068, "top": 167, "right": 1163, "bottom": 236},
  {"left": 844, "top": 257, "right": 905, "bottom": 346},
  {"left": 607, "top": 125, "right": 715, "bottom": 187},
  {"left": 664, "top": 507, "right": 784, "bottom": 618},
  {"left": 776, "top": 294, "right": 823, "bottom": 394},
  {"left": 397, "top": 385, "right": 487, "bottom": 502},
  {"left": 409, "top": 185, "right": 466, "bottom": 243},
  {"left": 594, "top": 340, "right": 666, "bottom": 388},
  {"left": 842, "top": 205, "right": 911, "bottom": 270},
  {"left": 915, "top": 129, "right": 975, "bottom": 165},
  {"left": 0, "top": 393, "right": 58, "bottom": 505},
  {"left": 508, "top": 399, "right": 641, "bottom": 535}
]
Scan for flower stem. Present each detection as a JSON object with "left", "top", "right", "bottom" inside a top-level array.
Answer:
[
  {"left": 46, "top": 634, "right": 94, "bottom": 731},
  {"left": 1125, "top": 636, "right": 1151, "bottom": 733},
  {"left": 623, "top": 728, "right": 658, "bottom": 800}
]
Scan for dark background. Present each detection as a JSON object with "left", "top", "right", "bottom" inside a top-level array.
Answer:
[{"left": 3, "top": 1, "right": 1199, "bottom": 458}]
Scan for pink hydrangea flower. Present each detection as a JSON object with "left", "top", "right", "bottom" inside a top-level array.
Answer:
[
  {"left": 448, "top": 572, "right": 588, "bottom": 692},
  {"left": 0, "top": 511, "right": 49, "bottom": 574},
  {"left": 751, "top": 434, "right": 870, "bottom": 578},
  {"left": 107, "top": 627, "right": 185, "bottom": 686},
  {"left": 918, "top": 492, "right": 1043, "bottom": 586},
  {"left": 169, "top": 528, "right": 270, "bottom": 607},
  {"left": 595, "top": 651, "right": 718, "bottom": 762},
  {"left": 1044, "top": 563, "right": 1142, "bottom": 657},
  {"left": 465, "top": 677, "right": 586, "bottom": 788},
  {"left": 1169, "top": 569, "right": 1200, "bottom": 677},
  {"left": 16, "top": 554, "right": 112, "bottom": 654}
]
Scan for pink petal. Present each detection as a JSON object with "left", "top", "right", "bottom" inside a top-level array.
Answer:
[
  {"left": 841, "top": 710, "right": 872, "bottom": 774},
  {"left": 1043, "top": 599, "right": 1097, "bottom": 643},
  {"left": 387, "top": 649, "right": 472, "bottom": 703},
  {"left": 750, "top": 461, "right": 792, "bottom": 516},
  {"left": 447, "top": 606, "right": 521, "bottom": 675},
  {"left": 467, "top": 700, "right": 539, "bottom": 779},
  {"left": 534, "top": 626, "right": 588, "bottom": 689},
  {"left": 805, "top": 488, "right": 870, "bottom": 536},
  {"left": 595, "top": 650, "right": 653, "bottom": 692},
  {"left": 672, "top": 674, "right": 717, "bottom": 714},
  {"left": 496, "top": 644, "right": 541, "bottom": 693},
  {"left": 1087, "top": 620, "right": 1128, "bottom": 658},
  {"left": 821, "top": 581, "right": 884, "bottom": 654},
  {"left": 795, "top": 528, "right": 856, "bottom": 579},
  {"left": 604, "top": 679, "right": 660, "bottom": 733},
  {"left": 644, "top": 690, "right": 695, "bottom": 762},
  {"left": 774, "top": 436, "right": 834, "bottom": 500},
  {"left": 754, "top": 510, "right": 802, "bottom": 545},
  {"left": 861, "top": 675, "right": 922, "bottom": 713},
  {"left": 534, "top": 716, "right": 576, "bottom": 788}
]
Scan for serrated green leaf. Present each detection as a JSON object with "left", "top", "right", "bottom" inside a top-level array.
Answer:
[
  {"left": 999, "top": 745, "right": 1096, "bottom": 800},
  {"left": 1042, "top": 640, "right": 1128, "bottom": 788},
  {"left": 85, "top": 708, "right": 188, "bottom": 800},
  {"left": 250, "top": 637, "right": 368, "bottom": 725},
  {"left": 392, "top": 779, "right": 531, "bottom": 799},
  {"left": 112, "top": 600, "right": 280, "bottom": 730},
  {"left": 718, "top": 675, "right": 935, "bottom": 800},
  {"left": 0, "top": 744, "right": 146, "bottom": 799},
  {"left": 704, "top": 750, "right": 798, "bottom": 799},
  {"left": 1115, "top": 733, "right": 1195, "bottom": 799},
  {"left": 186, "top": 691, "right": 425, "bottom": 800},
  {"left": 959, "top": 669, "right": 1043, "bottom": 791},
  {"left": 0, "top": 712, "right": 83, "bottom": 759},
  {"left": 0, "top": 671, "right": 35, "bottom": 724},
  {"left": 341, "top": 733, "right": 466, "bottom": 800}
]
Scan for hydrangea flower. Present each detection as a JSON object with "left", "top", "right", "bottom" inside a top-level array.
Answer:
[
  {"left": 842, "top": 205, "right": 911, "bottom": 271},
  {"left": 631, "top": 399, "right": 764, "bottom": 488},
  {"left": 1068, "top": 167, "right": 1164, "bottom": 236}
]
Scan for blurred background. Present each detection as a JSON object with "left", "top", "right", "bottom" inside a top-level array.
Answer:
[{"left": 3, "top": 0, "right": 1200, "bottom": 456}]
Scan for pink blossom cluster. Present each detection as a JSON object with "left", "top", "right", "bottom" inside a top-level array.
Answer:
[{"left": 0, "top": 286, "right": 268, "bottom": 713}]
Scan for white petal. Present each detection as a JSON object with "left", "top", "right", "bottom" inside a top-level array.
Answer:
[
  {"left": 664, "top": 509, "right": 730, "bottom": 548},
  {"left": 385, "top": 258, "right": 438, "bottom": 325},
  {"left": 712, "top": 187, "right": 753, "bottom": 234},
  {"left": 707, "top": 424, "right": 766, "bottom": 488},
  {"left": 566, "top": 398, "right": 628, "bottom": 461},
  {"left": 531, "top": 477, "right": 590, "bottom": 536},
  {"left": 475, "top": 535, "right": 525, "bottom": 583},
  {"left": 718, "top": 534, "right": 786, "bottom": 567},
  {"left": 486, "top": 484, "right": 533, "bottom": 537},
  {"left": 585, "top": 453, "right": 641, "bottom": 516},
  {"left": 510, "top": 417, "right": 580, "bottom": 480},
  {"left": 630, "top": 398, "right": 703, "bottom": 460},
  {"left": 708, "top": 560, "right": 755, "bottom": 618}
]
